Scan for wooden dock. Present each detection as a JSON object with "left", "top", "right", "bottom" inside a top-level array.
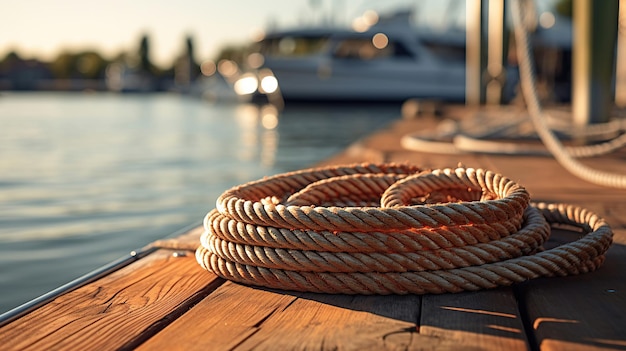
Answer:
[{"left": 1, "top": 106, "right": 625, "bottom": 350}]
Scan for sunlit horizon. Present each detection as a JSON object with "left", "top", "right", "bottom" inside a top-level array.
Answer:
[
  {"left": 0, "top": 0, "right": 436, "bottom": 68},
  {"left": 0, "top": 0, "right": 299, "bottom": 67}
]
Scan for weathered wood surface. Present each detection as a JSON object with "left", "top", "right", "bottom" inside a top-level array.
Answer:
[
  {"left": 1, "top": 107, "right": 625, "bottom": 350},
  {"left": 517, "top": 218, "right": 626, "bottom": 351},
  {"left": 0, "top": 249, "right": 223, "bottom": 350},
  {"left": 420, "top": 289, "right": 529, "bottom": 350}
]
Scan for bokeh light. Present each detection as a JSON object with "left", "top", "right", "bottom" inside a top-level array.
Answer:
[
  {"left": 233, "top": 74, "right": 258, "bottom": 95},
  {"left": 372, "top": 33, "right": 389, "bottom": 49},
  {"left": 200, "top": 60, "right": 217, "bottom": 76},
  {"left": 261, "top": 105, "right": 279, "bottom": 129},
  {"left": 260, "top": 75, "right": 278, "bottom": 94},
  {"left": 247, "top": 53, "right": 265, "bottom": 69},
  {"left": 539, "top": 12, "right": 556, "bottom": 29},
  {"left": 363, "top": 10, "right": 379, "bottom": 26},
  {"left": 217, "top": 59, "right": 238, "bottom": 77}
]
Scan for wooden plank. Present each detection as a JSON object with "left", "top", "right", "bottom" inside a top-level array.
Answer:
[
  {"left": 136, "top": 282, "right": 299, "bottom": 351},
  {"left": 0, "top": 249, "right": 223, "bottom": 351},
  {"left": 235, "top": 292, "right": 429, "bottom": 351},
  {"left": 321, "top": 113, "right": 501, "bottom": 172},
  {"left": 420, "top": 289, "right": 530, "bottom": 350},
  {"left": 480, "top": 155, "right": 626, "bottom": 204},
  {"left": 142, "top": 279, "right": 528, "bottom": 350},
  {"left": 516, "top": 215, "right": 626, "bottom": 351},
  {"left": 139, "top": 281, "right": 461, "bottom": 351},
  {"left": 318, "top": 116, "right": 442, "bottom": 166}
]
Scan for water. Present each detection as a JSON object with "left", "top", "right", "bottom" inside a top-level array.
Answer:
[{"left": 0, "top": 92, "right": 400, "bottom": 314}]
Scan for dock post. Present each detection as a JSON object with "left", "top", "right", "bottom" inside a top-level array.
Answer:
[
  {"left": 616, "top": 0, "right": 626, "bottom": 107},
  {"left": 572, "top": 0, "right": 619, "bottom": 125},
  {"left": 466, "top": 0, "right": 487, "bottom": 105},
  {"left": 466, "top": 0, "right": 508, "bottom": 105},
  {"left": 486, "top": 0, "right": 508, "bottom": 105}
]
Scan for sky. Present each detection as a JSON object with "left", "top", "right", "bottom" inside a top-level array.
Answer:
[{"left": 0, "top": 0, "right": 444, "bottom": 68}]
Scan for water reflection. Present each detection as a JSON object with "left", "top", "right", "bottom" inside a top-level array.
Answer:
[
  {"left": 234, "top": 103, "right": 279, "bottom": 167},
  {"left": 233, "top": 101, "right": 405, "bottom": 170},
  {"left": 0, "top": 93, "right": 399, "bottom": 313}
]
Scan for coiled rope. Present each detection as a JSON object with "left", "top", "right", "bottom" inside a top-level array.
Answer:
[
  {"left": 196, "top": 163, "right": 613, "bottom": 294},
  {"left": 401, "top": 0, "right": 626, "bottom": 189}
]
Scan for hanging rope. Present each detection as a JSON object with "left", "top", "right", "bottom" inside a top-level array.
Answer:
[
  {"left": 196, "top": 163, "right": 613, "bottom": 294},
  {"left": 510, "top": 0, "right": 626, "bottom": 188},
  {"left": 402, "top": 0, "right": 626, "bottom": 188}
]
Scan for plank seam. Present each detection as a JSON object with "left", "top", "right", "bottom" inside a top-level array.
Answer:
[
  {"left": 513, "top": 284, "right": 539, "bottom": 351},
  {"left": 119, "top": 277, "right": 226, "bottom": 351}
]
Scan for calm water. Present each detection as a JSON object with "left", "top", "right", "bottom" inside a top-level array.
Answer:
[{"left": 0, "top": 92, "right": 400, "bottom": 314}]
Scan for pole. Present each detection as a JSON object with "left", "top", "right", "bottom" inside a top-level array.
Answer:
[
  {"left": 572, "top": 0, "right": 619, "bottom": 125},
  {"left": 466, "top": 0, "right": 486, "bottom": 105}
]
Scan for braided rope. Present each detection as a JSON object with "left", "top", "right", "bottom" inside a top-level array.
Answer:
[
  {"left": 216, "top": 167, "right": 528, "bottom": 232},
  {"left": 196, "top": 163, "right": 613, "bottom": 294}
]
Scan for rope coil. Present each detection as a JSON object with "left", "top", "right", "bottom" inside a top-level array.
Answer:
[{"left": 196, "top": 163, "right": 613, "bottom": 294}]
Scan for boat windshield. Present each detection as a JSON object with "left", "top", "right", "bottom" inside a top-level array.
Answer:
[
  {"left": 256, "top": 36, "right": 329, "bottom": 57},
  {"left": 332, "top": 38, "right": 414, "bottom": 60}
]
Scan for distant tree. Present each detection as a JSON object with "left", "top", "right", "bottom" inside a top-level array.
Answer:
[
  {"left": 186, "top": 36, "right": 195, "bottom": 63},
  {"left": 185, "top": 35, "right": 200, "bottom": 80},
  {"left": 0, "top": 51, "right": 22, "bottom": 78},
  {"left": 0, "top": 51, "right": 53, "bottom": 90},
  {"left": 214, "top": 45, "right": 249, "bottom": 66},
  {"left": 0, "top": 51, "right": 21, "bottom": 64},
  {"left": 49, "top": 51, "right": 75, "bottom": 78},
  {"left": 174, "top": 35, "right": 202, "bottom": 86},
  {"left": 48, "top": 51, "right": 109, "bottom": 79},
  {"left": 76, "top": 51, "right": 109, "bottom": 79},
  {"left": 138, "top": 34, "right": 154, "bottom": 74},
  {"left": 0, "top": 51, "right": 20, "bottom": 74}
]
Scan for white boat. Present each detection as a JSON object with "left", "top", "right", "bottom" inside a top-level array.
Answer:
[
  {"left": 238, "top": 10, "right": 518, "bottom": 103},
  {"left": 188, "top": 74, "right": 245, "bottom": 103}
]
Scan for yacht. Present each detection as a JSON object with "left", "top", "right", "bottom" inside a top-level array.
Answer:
[{"left": 237, "top": 10, "right": 518, "bottom": 103}]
